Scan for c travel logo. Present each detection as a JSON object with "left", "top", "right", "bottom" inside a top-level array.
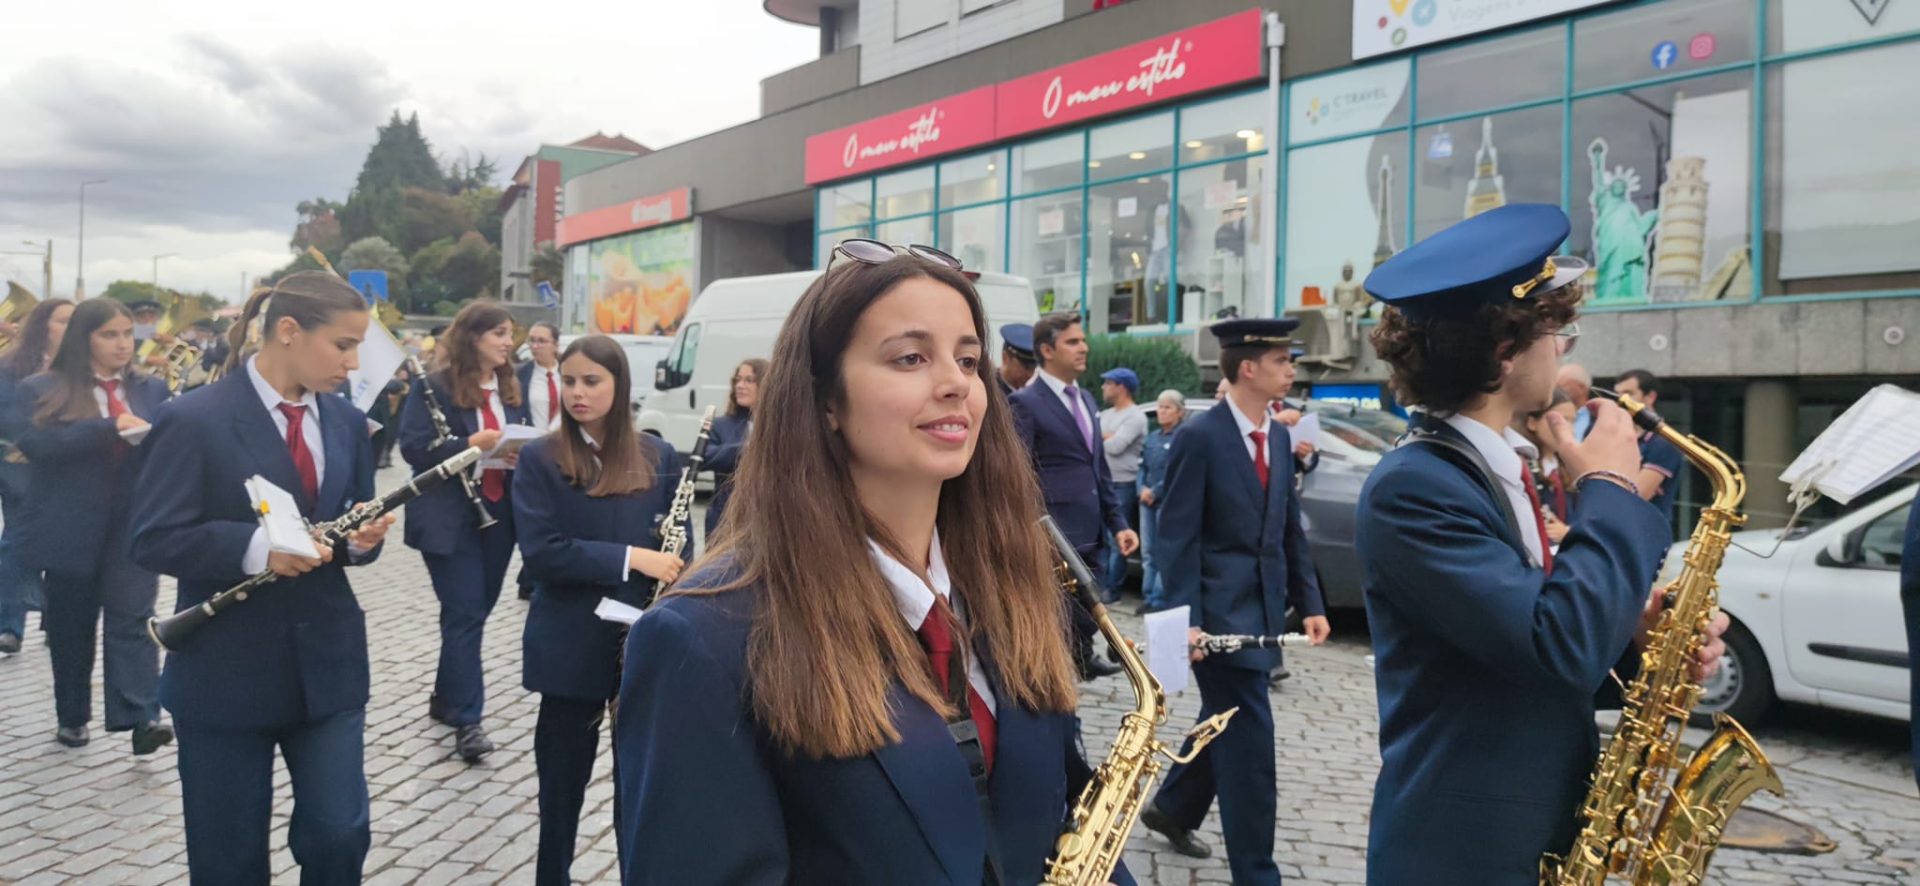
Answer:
[
  {"left": 1372, "top": 0, "right": 1439, "bottom": 48},
  {"left": 1300, "top": 85, "right": 1393, "bottom": 131}
]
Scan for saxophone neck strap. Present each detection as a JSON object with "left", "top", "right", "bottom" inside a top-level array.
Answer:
[
  {"left": 937, "top": 635, "right": 1003, "bottom": 886},
  {"left": 1403, "top": 426, "right": 1532, "bottom": 568}
]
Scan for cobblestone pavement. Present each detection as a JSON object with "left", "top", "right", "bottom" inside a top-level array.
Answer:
[{"left": 0, "top": 468, "right": 1915, "bottom": 884}]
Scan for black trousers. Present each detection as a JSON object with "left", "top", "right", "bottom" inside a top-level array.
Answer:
[
  {"left": 1152, "top": 660, "right": 1280, "bottom": 886},
  {"left": 42, "top": 526, "right": 159, "bottom": 730},
  {"left": 535, "top": 693, "right": 621, "bottom": 886}
]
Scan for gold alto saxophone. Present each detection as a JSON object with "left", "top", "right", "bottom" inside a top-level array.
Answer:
[
  {"left": 1543, "top": 391, "right": 1783, "bottom": 886},
  {"left": 1040, "top": 516, "right": 1236, "bottom": 886}
]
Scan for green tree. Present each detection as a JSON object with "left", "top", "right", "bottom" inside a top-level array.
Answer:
[
  {"left": 1082, "top": 334, "right": 1202, "bottom": 402},
  {"left": 529, "top": 244, "right": 565, "bottom": 294},
  {"left": 339, "top": 236, "right": 410, "bottom": 308},
  {"left": 101, "top": 280, "right": 173, "bottom": 306},
  {"left": 436, "top": 231, "right": 500, "bottom": 300},
  {"left": 397, "top": 187, "right": 471, "bottom": 254},
  {"left": 455, "top": 187, "right": 506, "bottom": 248}
]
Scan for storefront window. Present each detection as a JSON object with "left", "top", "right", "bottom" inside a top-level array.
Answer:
[
  {"left": 1090, "top": 113, "right": 1174, "bottom": 178},
  {"left": 823, "top": 181, "right": 873, "bottom": 229},
  {"left": 1085, "top": 175, "right": 1172, "bottom": 333},
  {"left": 1415, "top": 26, "right": 1561, "bottom": 120},
  {"left": 1014, "top": 134, "right": 1083, "bottom": 194},
  {"left": 1180, "top": 92, "right": 1267, "bottom": 164},
  {"left": 876, "top": 168, "right": 935, "bottom": 218},
  {"left": 1287, "top": 60, "right": 1411, "bottom": 145},
  {"left": 1772, "top": 0, "right": 1920, "bottom": 54},
  {"left": 1573, "top": 0, "right": 1753, "bottom": 91},
  {"left": 938, "top": 204, "right": 1004, "bottom": 273},
  {"left": 1767, "top": 40, "right": 1920, "bottom": 292},
  {"left": 817, "top": 229, "right": 864, "bottom": 269},
  {"left": 876, "top": 215, "right": 933, "bottom": 248},
  {"left": 1414, "top": 105, "right": 1562, "bottom": 242},
  {"left": 1011, "top": 194, "right": 1083, "bottom": 314},
  {"left": 1570, "top": 71, "right": 1752, "bottom": 305},
  {"left": 940, "top": 151, "right": 1004, "bottom": 208},
  {"left": 1282, "top": 131, "right": 1409, "bottom": 311},
  {"left": 585, "top": 222, "right": 696, "bottom": 336},
  {"left": 1177, "top": 160, "right": 1263, "bottom": 325}
]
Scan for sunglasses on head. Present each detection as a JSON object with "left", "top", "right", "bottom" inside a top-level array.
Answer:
[{"left": 830, "top": 238, "right": 963, "bottom": 272}]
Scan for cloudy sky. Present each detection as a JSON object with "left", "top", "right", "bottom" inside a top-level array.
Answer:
[{"left": 0, "top": 0, "right": 817, "bottom": 302}]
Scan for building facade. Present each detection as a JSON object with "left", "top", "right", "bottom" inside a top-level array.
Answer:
[{"left": 498, "top": 135, "right": 649, "bottom": 307}]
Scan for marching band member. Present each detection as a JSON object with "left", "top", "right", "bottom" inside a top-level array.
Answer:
[
  {"left": 0, "top": 297, "right": 72, "bottom": 655},
  {"left": 700, "top": 357, "right": 762, "bottom": 543},
  {"left": 512, "top": 334, "right": 689, "bottom": 886},
  {"left": 129, "top": 271, "right": 392, "bottom": 884},
  {"left": 518, "top": 321, "right": 564, "bottom": 432},
  {"left": 9, "top": 298, "right": 171, "bottom": 752},
  {"left": 613, "top": 246, "right": 1129, "bottom": 885},
  {"left": 399, "top": 300, "right": 529, "bottom": 763},
  {"left": 1354, "top": 205, "right": 1724, "bottom": 884}
]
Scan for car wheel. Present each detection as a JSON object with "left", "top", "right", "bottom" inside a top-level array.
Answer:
[{"left": 1690, "top": 619, "right": 1774, "bottom": 728}]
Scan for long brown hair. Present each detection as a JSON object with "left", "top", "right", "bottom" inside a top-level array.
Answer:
[
  {"left": 668, "top": 257, "right": 1077, "bottom": 760},
  {"left": 726, "top": 357, "right": 768, "bottom": 418},
  {"left": 34, "top": 298, "right": 131, "bottom": 426},
  {"left": 551, "top": 335, "right": 656, "bottom": 496},
  {"left": 439, "top": 301, "right": 522, "bottom": 410},
  {"left": 224, "top": 271, "right": 370, "bottom": 373},
  {"left": 1, "top": 298, "right": 73, "bottom": 380}
]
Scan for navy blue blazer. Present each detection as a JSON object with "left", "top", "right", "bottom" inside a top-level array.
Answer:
[
  {"left": 9, "top": 371, "right": 171, "bottom": 573},
  {"left": 1356, "top": 422, "right": 1671, "bottom": 885},
  {"left": 1009, "top": 380, "right": 1129, "bottom": 555},
  {"left": 614, "top": 575, "right": 1131, "bottom": 886},
  {"left": 1154, "top": 400, "right": 1321, "bottom": 671},
  {"left": 701, "top": 411, "right": 749, "bottom": 538},
  {"left": 128, "top": 371, "right": 382, "bottom": 729},
  {"left": 0, "top": 367, "right": 37, "bottom": 505},
  {"left": 1901, "top": 493, "right": 1918, "bottom": 792},
  {"left": 398, "top": 370, "right": 532, "bottom": 556},
  {"left": 513, "top": 433, "right": 689, "bottom": 702}
]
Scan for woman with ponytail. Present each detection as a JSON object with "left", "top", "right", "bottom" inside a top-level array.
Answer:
[
  {"left": 398, "top": 299, "right": 530, "bottom": 764},
  {"left": 0, "top": 297, "right": 72, "bottom": 653},
  {"left": 128, "top": 272, "right": 394, "bottom": 885}
]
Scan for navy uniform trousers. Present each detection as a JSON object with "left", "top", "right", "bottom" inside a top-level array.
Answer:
[
  {"left": 175, "top": 711, "right": 369, "bottom": 885},
  {"left": 1155, "top": 659, "right": 1278, "bottom": 883},
  {"left": 41, "top": 506, "right": 159, "bottom": 731},
  {"left": 422, "top": 498, "right": 515, "bottom": 726}
]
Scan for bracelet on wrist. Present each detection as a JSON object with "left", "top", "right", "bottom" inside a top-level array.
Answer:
[{"left": 1575, "top": 469, "right": 1639, "bottom": 497}]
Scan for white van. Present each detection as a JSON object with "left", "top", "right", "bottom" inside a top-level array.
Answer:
[{"left": 640, "top": 270, "right": 1042, "bottom": 453}]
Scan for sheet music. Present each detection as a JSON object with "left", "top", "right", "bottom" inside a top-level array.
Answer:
[
  {"left": 594, "top": 597, "right": 645, "bottom": 626},
  {"left": 243, "top": 475, "right": 321, "bottom": 559},
  {"left": 346, "top": 320, "right": 407, "bottom": 414},
  {"left": 1144, "top": 606, "right": 1192, "bottom": 695},
  {"left": 1291, "top": 413, "right": 1322, "bottom": 449},
  {"left": 1779, "top": 384, "right": 1920, "bottom": 504},
  {"left": 118, "top": 424, "right": 151, "bottom": 446},
  {"left": 481, "top": 424, "right": 544, "bottom": 471}
]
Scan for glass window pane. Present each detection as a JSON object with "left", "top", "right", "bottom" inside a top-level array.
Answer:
[
  {"left": 940, "top": 151, "right": 1003, "bottom": 207},
  {"left": 1415, "top": 26, "right": 1561, "bottom": 120},
  {"left": 1180, "top": 92, "right": 1269, "bottom": 164},
  {"left": 1085, "top": 175, "right": 1173, "bottom": 333},
  {"left": 1011, "top": 194, "right": 1083, "bottom": 314},
  {"left": 1177, "top": 160, "right": 1264, "bottom": 326},
  {"left": 1282, "top": 131, "right": 1409, "bottom": 311},
  {"left": 1090, "top": 113, "right": 1174, "bottom": 177},
  {"left": 876, "top": 215, "right": 933, "bottom": 248},
  {"left": 1573, "top": 0, "right": 1754, "bottom": 92},
  {"left": 822, "top": 181, "right": 872, "bottom": 229},
  {"left": 1772, "top": 0, "right": 1920, "bottom": 54},
  {"left": 937, "top": 204, "right": 1004, "bottom": 273},
  {"left": 1570, "top": 72, "right": 1753, "bottom": 306},
  {"left": 1286, "top": 60, "right": 1411, "bottom": 145},
  {"left": 1014, "top": 133, "right": 1083, "bottom": 195},
  {"left": 1414, "top": 105, "right": 1563, "bottom": 243},
  {"left": 896, "top": 0, "right": 946, "bottom": 39},
  {"left": 876, "top": 167, "right": 935, "bottom": 218},
  {"left": 1766, "top": 42, "right": 1920, "bottom": 295}
]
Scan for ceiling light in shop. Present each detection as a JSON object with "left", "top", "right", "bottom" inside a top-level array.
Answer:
[
  {"left": 1136, "top": 178, "right": 1150, "bottom": 184},
  {"left": 1128, "top": 152, "right": 1147, "bottom": 160},
  {"left": 1185, "top": 140, "right": 1203, "bottom": 148},
  {"left": 1236, "top": 130, "right": 1258, "bottom": 139},
  {"left": 1236, "top": 196, "right": 1249, "bottom": 204},
  {"left": 1088, "top": 160, "right": 1102, "bottom": 168}
]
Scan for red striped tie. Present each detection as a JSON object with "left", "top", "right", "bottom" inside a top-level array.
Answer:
[{"left": 1520, "top": 464, "right": 1554, "bottom": 575}]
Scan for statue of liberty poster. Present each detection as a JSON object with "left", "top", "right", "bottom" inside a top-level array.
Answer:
[{"left": 1587, "top": 137, "right": 1659, "bottom": 304}]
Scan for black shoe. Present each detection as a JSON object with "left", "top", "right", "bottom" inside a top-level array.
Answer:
[
  {"left": 1080, "top": 657, "right": 1123, "bottom": 680},
  {"left": 456, "top": 724, "right": 494, "bottom": 763},
  {"left": 517, "top": 584, "right": 532, "bottom": 601},
  {"left": 1269, "top": 667, "right": 1293, "bottom": 686},
  {"left": 377, "top": 458, "right": 393, "bottom": 469},
  {"left": 55, "top": 725, "right": 89, "bottom": 748},
  {"left": 1131, "top": 602, "right": 1160, "bottom": 616},
  {"left": 0, "top": 631, "right": 18, "bottom": 654},
  {"left": 131, "top": 721, "right": 174, "bottom": 756},
  {"left": 427, "top": 695, "right": 448, "bottom": 724},
  {"left": 1140, "top": 808, "right": 1212, "bottom": 859}
]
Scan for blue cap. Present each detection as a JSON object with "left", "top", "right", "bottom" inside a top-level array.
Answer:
[
  {"left": 1099, "top": 367, "right": 1139, "bottom": 394},
  {"left": 1210, "top": 317, "right": 1300, "bottom": 350},
  {"left": 1362, "top": 203, "right": 1588, "bottom": 321},
  {"left": 1000, "top": 323, "right": 1035, "bottom": 360}
]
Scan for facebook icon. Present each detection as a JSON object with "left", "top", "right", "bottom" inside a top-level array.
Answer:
[{"left": 1651, "top": 41, "right": 1678, "bottom": 70}]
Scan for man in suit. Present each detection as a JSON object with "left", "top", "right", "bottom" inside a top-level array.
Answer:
[
  {"left": 1136, "top": 318, "right": 1330, "bottom": 881},
  {"left": 998, "top": 322, "right": 1037, "bottom": 396},
  {"left": 1009, "top": 313, "right": 1136, "bottom": 679},
  {"left": 1353, "top": 204, "right": 1729, "bottom": 884},
  {"left": 1903, "top": 491, "right": 1918, "bottom": 793}
]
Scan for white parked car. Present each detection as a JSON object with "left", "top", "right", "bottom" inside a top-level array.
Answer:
[{"left": 1673, "top": 482, "right": 1914, "bottom": 726}]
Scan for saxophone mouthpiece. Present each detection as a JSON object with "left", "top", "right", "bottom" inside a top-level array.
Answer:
[{"left": 1589, "top": 386, "right": 1665, "bottom": 434}]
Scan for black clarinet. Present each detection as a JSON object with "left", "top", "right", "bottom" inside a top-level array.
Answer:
[
  {"left": 647, "top": 406, "right": 716, "bottom": 605},
  {"left": 146, "top": 448, "right": 482, "bottom": 650},
  {"left": 405, "top": 356, "right": 497, "bottom": 530},
  {"left": 1192, "top": 633, "right": 1308, "bottom": 655}
]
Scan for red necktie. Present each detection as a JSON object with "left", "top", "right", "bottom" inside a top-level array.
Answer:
[
  {"left": 277, "top": 403, "right": 319, "bottom": 505},
  {"left": 480, "top": 390, "right": 505, "bottom": 502},
  {"left": 1249, "top": 428, "right": 1269, "bottom": 489},
  {"left": 917, "top": 603, "right": 995, "bottom": 771},
  {"left": 544, "top": 369, "right": 559, "bottom": 425},
  {"left": 1520, "top": 464, "right": 1555, "bottom": 575},
  {"left": 97, "top": 379, "right": 127, "bottom": 419}
]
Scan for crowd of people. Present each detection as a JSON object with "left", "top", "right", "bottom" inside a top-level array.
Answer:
[{"left": 0, "top": 204, "right": 1910, "bottom": 886}]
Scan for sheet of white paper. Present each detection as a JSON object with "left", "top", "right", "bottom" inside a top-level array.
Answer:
[
  {"left": 1144, "top": 607, "right": 1192, "bottom": 695},
  {"left": 594, "top": 597, "right": 644, "bottom": 626},
  {"left": 1291, "top": 413, "right": 1321, "bottom": 449},
  {"left": 365, "top": 418, "right": 383, "bottom": 438},
  {"left": 244, "top": 475, "right": 320, "bottom": 559},
  {"left": 481, "top": 424, "right": 545, "bottom": 470},
  {"left": 1779, "top": 384, "right": 1920, "bottom": 504},
  {"left": 346, "top": 320, "right": 407, "bottom": 414},
  {"left": 118, "top": 424, "right": 151, "bottom": 446}
]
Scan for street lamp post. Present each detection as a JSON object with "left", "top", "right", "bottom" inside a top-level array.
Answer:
[
  {"left": 76, "top": 178, "right": 108, "bottom": 298},
  {"left": 152, "top": 253, "right": 177, "bottom": 288},
  {"left": 1, "top": 240, "right": 53, "bottom": 298}
]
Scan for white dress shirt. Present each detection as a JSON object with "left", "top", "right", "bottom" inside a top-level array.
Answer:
[
  {"left": 1441, "top": 414, "right": 1547, "bottom": 569},
  {"left": 474, "top": 378, "right": 507, "bottom": 432},
  {"left": 240, "top": 356, "right": 371, "bottom": 574},
  {"left": 93, "top": 374, "right": 131, "bottom": 419},
  {"left": 869, "top": 530, "right": 997, "bottom": 716},
  {"left": 1034, "top": 370, "right": 1091, "bottom": 453},
  {"left": 526, "top": 362, "right": 562, "bottom": 431},
  {"left": 1223, "top": 395, "right": 1276, "bottom": 466}
]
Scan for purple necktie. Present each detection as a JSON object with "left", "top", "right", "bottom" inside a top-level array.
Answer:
[{"left": 1065, "top": 386, "right": 1094, "bottom": 454}]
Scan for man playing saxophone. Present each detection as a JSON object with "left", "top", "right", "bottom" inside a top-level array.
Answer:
[{"left": 1354, "top": 204, "right": 1729, "bottom": 884}]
